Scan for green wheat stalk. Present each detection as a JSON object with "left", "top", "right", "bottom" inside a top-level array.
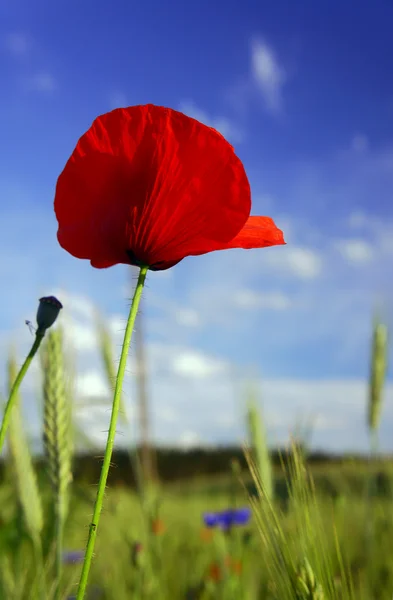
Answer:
[
  {"left": 40, "top": 327, "right": 73, "bottom": 600},
  {"left": 246, "top": 388, "right": 273, "bottom": 501},
  {"left": 367, "top": 315, "right": 388, "bottom": 445},
  {"left": 0, "top": 554, "right": 16, "bottom": 600},
  {"left": 295, "top": 557, "right": 325, "bottom": 600},
  {"left": 244, "top": 439, "right": 355, "bottom": 600},
  {"left": 244, "top": 445, "right": 298, "bottom": 599},
  {"left": 7, "top": 352, "right": 46, "bottom": 599},
  {"left": 95, "top": 311, "right": 129, "bottom": 421},
  {"left": 365, "top": 314, "right": 389, "bottom": 592}
]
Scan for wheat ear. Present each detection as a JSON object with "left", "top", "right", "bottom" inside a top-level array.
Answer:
[
  {"left": 7, "top": 352, "right": 45, "bottom": 598},
  {"left": 41, "top": 327, "right": 73, "bottom": 600}
]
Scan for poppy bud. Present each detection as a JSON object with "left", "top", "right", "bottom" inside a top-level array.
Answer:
[{"left": 36, "top": 296, "right": 63, "bottom": 335}]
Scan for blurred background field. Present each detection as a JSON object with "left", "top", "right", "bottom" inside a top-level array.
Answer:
[
  {"left": 0, "top": 311, "right": 391, "bottom": 599},
  {"left": 2, "top": 0, "right": 393, "bottom": 598}
]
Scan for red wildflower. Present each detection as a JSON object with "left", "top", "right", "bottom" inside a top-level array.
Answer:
[
  {"left": 200, "top": 527, "right": 214, "bottom": 543},
  {"left": 151, "top": 519, "right": 165, "bottom": 535},
  {"left": 54, "top": 104, "right": 284, "bottom": 270},
  {"left": 227, "top": 556, "right": 242, "bottom": 575},
  {"left": 208, "top": 561, "right": 222, "bottom": 582},
  {"left": 207, "top": 557, "right": 243, "bottom": 582}
]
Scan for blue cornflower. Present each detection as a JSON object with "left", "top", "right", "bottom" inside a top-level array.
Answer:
[
  {"left": 203, "top": 512, "right": 220, "bottom": 528},
  {"left": 203, "top": 507, "right": 251, "bottom": 530},
  {"left": 62, "top": 550, "right": 84, "bottom": 564}
]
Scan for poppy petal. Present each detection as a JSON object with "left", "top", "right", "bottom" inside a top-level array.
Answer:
[
  {"left": 55, "top": 105, "right": 251, "bottom": 269},
  {"left": 56, "top": 153, "right": 137, "bottom": 267},
  {"left": 197, "top": 216, "right": 285, "bottom": 253}
]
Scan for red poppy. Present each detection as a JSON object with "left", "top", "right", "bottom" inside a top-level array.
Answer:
[
  {"left": 151, "top": 518, "right": 165, "bottom": 535},
  {"left": 208, "top": 561, "right": 222, "bottom": 582},
  {"left": 207, "top": 557, "right": 243, "bottom": 582},
  {"left": 54, "top": 104, "right": 284, "bottom": 270},
  {"left": 200, "top": 527, "right": 214, "bottom": 543}
]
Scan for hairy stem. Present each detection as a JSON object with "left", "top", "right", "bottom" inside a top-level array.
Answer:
[
  {"left": 76, "top": 266, "right": 148, "bottom": 599},
  {"left": 0, "top": 332, "right": 45, "bottom": 453}
]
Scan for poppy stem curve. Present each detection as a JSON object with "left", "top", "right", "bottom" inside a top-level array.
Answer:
[
  {"left": 76, "top": 265, "right": 149, "bottom": 600},
  {"left": 0, "top": 331, "right": 45, "bottom": 454}
]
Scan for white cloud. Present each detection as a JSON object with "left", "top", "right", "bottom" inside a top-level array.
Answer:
[
  {"left": 65, "top": 321, "right": 98, "bottom": 351},
  {"left": 2, "top": 32, "right": 31, "bottom": 58},
  {"left": 346, "top": 213, "right": 393, "bottom": 259},
  {"left": 351, "top": 134, "right": 369, "bottom": 153},
  {"left": 348, "top": 210, "right": 368, "bottom": 229},
  {"left": 336, "top": 239, "right": 374, "bottom": 264},
  {"left": 142, "top": 293, "right": 202, "bottom": 329},
  {"left": 56, "top": 291, "right": 96, "bottom": 321},
  {"left": 251, "top": 39, "right": 286, "bottom": 114},
  {"left": 177, "top": 430, "right": 203, "bottom": 449},
  {"left": 233, "top": 289, "right": 292, "bottom": 310},
  {"left": 74, "top": 404, "right": 122, "bottom": 448},
  {"left": 76, "top": 405, "right": 108, "bottom": 423},
  {"left": 179, "top": 100, "right": 244, "bottom": 143},
  {"left": 4, "top": 294, "right": 393, "bottom": 452},
  {"left": 76, "top": 370, "right": 109, "bottom": 397},
  {"left": 259, "top": 378, "right": 393, "bottom": 449},
  {"left": 172, "top": 350, "right": 228, "bottom": 378},
  {"left": 108, "top": 91, "right": 128, "bottom": 109},
  {"left": 379, "top": 226, "right": 393, "bottom": 257},
  {"left": 216, "top": 412, "right": 236, "bottom": 429},
  {"left": 148, "top": 375, "right": 393, "bottom": 451},
  {"left": 156, "top": 406, "right": 178, "bottom": 424},
  {"left": 109, "top": 314, "right": 127, "bottom": 335},
  {"left": 175, "top": 308, "right": 201, "bottom": 327},
  {"left": 22, "top": 72, "right": 57, "bottom": 93},
  {"left": 313, "top": 415, "right": 347, "bottom": 431},
  {"left": 265, "top": 246, "right": 322, "bottom": 279},
  {"left": 1, "top": 186, "right": 392, "bottom": 454}
]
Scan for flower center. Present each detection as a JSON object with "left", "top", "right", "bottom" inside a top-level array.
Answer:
[{"left": 126, "top": 249, "right": 164, "bottom": 271}]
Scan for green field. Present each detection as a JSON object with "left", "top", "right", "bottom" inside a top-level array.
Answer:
[
  {"left": 1, "top": 460, "right": 393, "bottom": 599},
  {"left": 0, "top": 314, "right": 390, "bottom": 599}
]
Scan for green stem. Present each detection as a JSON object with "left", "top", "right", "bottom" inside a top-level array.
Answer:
[
  {"left": 367, "top": 427, "right": 379, "bottom": 507},
  {"left": 33, "top": 536, "right": 47, "bottom": 600},
  {"left": 55, "top": 503, "right": 65, "bottom": 600},
  {"left": 366, "top": 427, "right": 379, "bottom": 592},
  {"left": 76, "top": 266, "right": 148, "bottom": 600},
  {"left": 0, "top": 332, "right": 45, "bottom": 454}
]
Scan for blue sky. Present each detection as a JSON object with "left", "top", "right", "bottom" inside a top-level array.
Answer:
[{"left": 0, "top": 0, "right": 392, "bottom": 452}]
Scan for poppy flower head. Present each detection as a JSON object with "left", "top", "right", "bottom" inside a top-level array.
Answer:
[{"left": 54, "top": 104, "right": 285, "bottom": 271}]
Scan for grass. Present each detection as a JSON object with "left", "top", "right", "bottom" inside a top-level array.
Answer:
[
  {"left": 0, "top": 308, "right": 390, "bottom": 599},
  {"left": 1, "top": 469, "right": 393, "bottom": 599}
]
